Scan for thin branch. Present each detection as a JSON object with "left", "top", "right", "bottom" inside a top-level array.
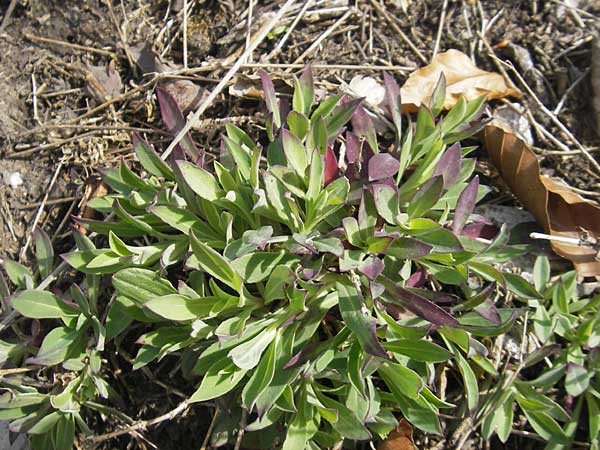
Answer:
[{"left": 86, "top": 400, "right": 190, "bottom": 445}]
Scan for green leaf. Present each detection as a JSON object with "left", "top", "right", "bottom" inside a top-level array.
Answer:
[
  {"left": 407, "top": 176, "right": 444, "bottom": 219},
  {"left": 521, "top": 409, "right": 570, "bottom": 444},
  {"left": 189, "top": 359, "right": 247, "bottom": 403},
  {"left": 113, "top": 268, "right": 177, "bottom": 304},
  {"left": 586, "top": 393, "right": 600, "bottom": 441},
  {"left": 231, "top": 251, "right": 297, "bottom": 283},
  {"left": 190, "top": 230, "right": 243, "bottom": 292},
  {"left": 348, "top": 341, "right": 366, "bottom": 397},
  {"left": 446, "top": 341, "right": 479, "bottom": 412},
  {"left": 105, "top": 298, "right": 132, "bottom": 341},
  {"left": 565, "top": 363, "right": 592, "bottom": 397},
  {"left": 325, "top": 98, "right": 362, "bottom": 138},
  {"left": 223, "top": 135, "right": 252, "bottom": 181},
  {"left": 134, "top": 138, "right": 175, "bottom": 179},
  {"left": 264, "top": 265, "right": 294, "bottom": 303},
  {"left": 287, "top": 111, "right": 310, "bottom": 141},
  {"left": 281, "top": 128, "right": 308, "bottom": 178},
  {"left": 177, "top": 161, "right": 222, "bottom": 201},
  {"left": 12, "top": 290, "right": 78, "bottom": 319},
  {"left": 282, "top": 388, "right": 319, "bottom": 450},
  {"left": 27, "top": 327, "right": 82, "bottom": 366},
  {"left": 33, "top": 227, "right": 54, "bottom": 279},
  {"left": 145, "top": 294, "right": 217, "bottom": 321},
  {"left": 505, "top": 273, "right": 540, "bottom": 299},
  {"left": 228, "top": 326, "right": 277, "bottom": 370},
  {"left": 533, "top": 255, "right": 550, "bottom": 292},
  {"left": 337, "top": 281, "right": 388, "bottom": 358},
  {"left": 378, "top": 362, "right": 424, "bottom": 400},
  {"left": 28, "top": 411, "right": 61, "bottom": 435},
  {"left": 429, "top": 73, "right": 446, "bottom": 117},
  {"left": 3, "top": 259, "right": 33, "bottom": 289},
  {"left": 384, "top": 339, "right": 452, "bottom": 362},
  {"left": 54, "top": 414, "right": 75, "bottom": 450},
  {"left": 242, "top": 330, "right": 280, "bottom": 410},
  {"left": 317, "top": 390, "right": 371, "bottom": 440}
]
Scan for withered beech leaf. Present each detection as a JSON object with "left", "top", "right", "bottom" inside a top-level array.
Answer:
[
  {"left": 377, "top": 418, "right": 416, "bottom": 450},
  {"left": 400, "top": 49, "right": 522, "bottom": 112},
  {"left": 484, "top": 124, "right": 600, "bottom": 276}
]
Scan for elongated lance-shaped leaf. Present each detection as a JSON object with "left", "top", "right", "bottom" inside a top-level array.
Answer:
[
  {"left": 326, "top": 98, "right": 362, "bottom": 139},
  {"left": 298, "top": 65, "right": 314, "bottom": 116},
  {"left": 351, "top": 105, "right": 379, "bottom": 153},
  {"left": 33, "top": 227, "right": 53, "bottom": 279},
  {"left": 190, "top": 230, "right": 243, "bottom": 293},
  {"left": 132, "top": 133, "right": 175, "bottom": 179},
  {"left": 380, "top": 276, "right": 459, "bottom": 326},
  {"left": 281, "top": 129, "right": 308, "bottom": 178},
  {"left": 383, "top": 72, "right": 402, "bottom": 144},
  {"left": 336, "top": 281, "right": 388, "bottom": 358},
  {"left": 433, "top": 142, "right": 461, "bottom": 188},
  {"left": 259, "top": 70, "right": 281, "bottom": 129},
  {"left": 156, "top": 88, "right": 203, "bottom": 164},
  {"left": 324, "top": 146, "right": 338, "bottom": 186},
  {"left": 453, "top": 175, "right": 479, "bottom": 234},
  {"left": 429, "top": 73, "right": 447, "bottom": 117}
]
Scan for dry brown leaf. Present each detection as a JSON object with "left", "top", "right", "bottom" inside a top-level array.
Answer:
[
  {"left": 400, "top": 49, "right": 522, "bottom": 112},
  {"left": 484, "top": 124, "right": 600, "bottom": 276},
  {"left": 85, "top": 60, "right": 123, "bottom": 103},
  {"left": 377, "top": 418, "right": 416, "bottom": 450},
  {"left": 161, "top": 80, "right": 207, "bottom": 114}
]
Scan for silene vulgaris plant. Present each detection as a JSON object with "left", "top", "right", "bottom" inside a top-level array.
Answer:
[{"left": 1, "top": 66, "right": 538, "bottom": 449}]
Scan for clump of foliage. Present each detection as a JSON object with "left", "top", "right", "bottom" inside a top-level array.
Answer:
[{"left": 1, "top": 67, "right": 597, "bottom": 449}]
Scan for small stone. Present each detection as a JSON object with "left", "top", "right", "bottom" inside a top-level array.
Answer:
[{"left": 8, "top": 172, "right": 23, "bottom": 188}]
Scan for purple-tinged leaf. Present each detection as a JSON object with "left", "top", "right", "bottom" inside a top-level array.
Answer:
[
  {"left": 474, "top": 298, "right": 501, "bottom": 325},
  {"left": 370, "top": 281, "right": 385, "bottom": 299},
  {"left": 292, "top": 234, "right": 318, "bottom": 254},
  {"left": 324, "top": 146, "right": 338, "bottom": 186},
  {"left": 359, "top": 142, "right": 375, "bottom": 180},
  {"left": 406, "top": 268, "right": 427, "bottom": 288},
  {"left": 381, "top": 276, "right": 459, "bottom": 327},
  {"left": 345, "top": 131, "right": 360, "bottom": 164},
  {"left": 410, "top": 288, "right": 459, "bottom": 305},
  {"left": 453, "top": 175, "right": 479, "bottom": 235},
  {"left": 337, "top": 281, "right": 389, "bottom": 359},
  {"left": 461, "top": 222, "right": 499, "bottom": 240},
  {"left": 298, "top": 65, "right": 314, "bottom": 116},
  {"left": 279, "top": 97, "right": 290, "bottom": 126},
  {"left": 359, "top": 256, "right": 384, "bottom": 280},
  {"left": 434, "top": 142, "right": 461, "bottom": 188},
  {"left": 156, "top": 88, "right": 203, "bottom": 164},
  {"left": 259, "top": 70, "right": 280, "bottom": 128},
  {"left": 383, "top": 72, "right": 402, "bottom": 142},
  {"left": 387, "top": 237, "right": 433, "bottom": 260},
  {"left": 368, "top": 153, "right": 400, "bottom": 181},
  {"left": 351, "top": 105, "right": 379, "bottom": 153}
]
